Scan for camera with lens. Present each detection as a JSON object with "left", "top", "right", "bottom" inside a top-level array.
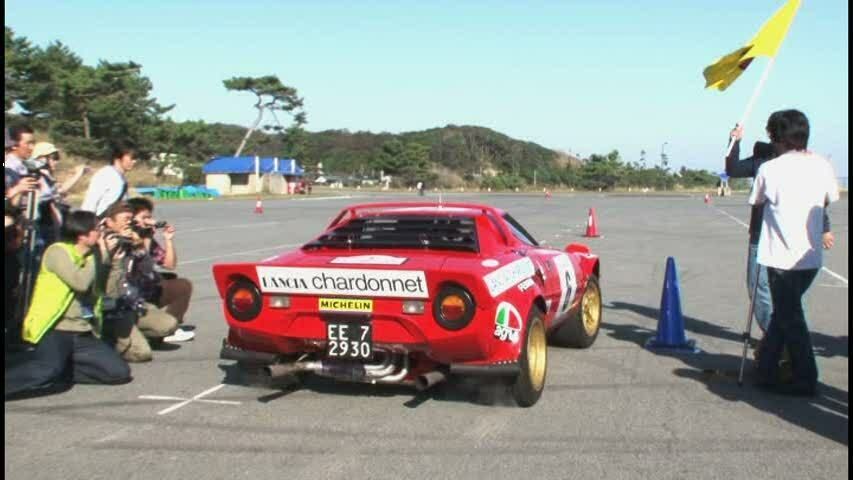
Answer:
[
  {"left": 131, "top": 219, "right": 168, "bottom": 238},
  {"left": 102, "top": 280, "right": 147, "bottom": 318},
  {"left": 22, "top": 159, "right": 46, "bottom": 179}
]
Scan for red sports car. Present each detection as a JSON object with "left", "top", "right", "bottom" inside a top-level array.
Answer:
[{"left": 213, "top": 202, "right": 602, "bottom": 406}]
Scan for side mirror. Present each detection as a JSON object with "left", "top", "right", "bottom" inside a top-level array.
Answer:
[{"left": 565, "top": 243, "right": 590, "bottom": 255}]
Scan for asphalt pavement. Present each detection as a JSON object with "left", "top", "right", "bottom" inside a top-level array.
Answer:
[{"left": 5, "top": 191, "right": 848, "bottom": 480}]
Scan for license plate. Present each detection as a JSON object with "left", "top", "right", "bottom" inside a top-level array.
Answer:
[{"left": 326, "top": 321, "right": 373, "bottom": 360}]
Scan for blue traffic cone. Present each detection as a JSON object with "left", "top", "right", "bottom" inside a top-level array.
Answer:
[{"left": 645, "top": 257, "right": 699, "bottom": 353}]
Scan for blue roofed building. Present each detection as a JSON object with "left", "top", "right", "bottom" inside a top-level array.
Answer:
[{"left": 203, "top": 156, "right": 304, "bottom": 195}]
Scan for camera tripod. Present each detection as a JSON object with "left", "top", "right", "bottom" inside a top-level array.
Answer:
[{"left": 14, "top": 188, "right": 40, "bottom": 329}]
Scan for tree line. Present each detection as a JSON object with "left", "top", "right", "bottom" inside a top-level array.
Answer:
[{"left": 5, "top": 26, "right": 725, "bottom": 190}]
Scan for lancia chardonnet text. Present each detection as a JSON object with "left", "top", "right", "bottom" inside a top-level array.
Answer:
[{"left": 256, "top": 267, "right": 429, "bottom": 298}]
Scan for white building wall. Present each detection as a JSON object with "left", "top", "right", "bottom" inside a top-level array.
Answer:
[{"left": 205, "top": 174, "right": 231, "bottom": 195}]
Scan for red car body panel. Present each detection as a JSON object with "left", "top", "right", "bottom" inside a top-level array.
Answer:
[{"left": 212, "top": 202, "right": 600, "bottom": 378}]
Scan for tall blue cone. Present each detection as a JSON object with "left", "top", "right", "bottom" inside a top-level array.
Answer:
[{"left": 645, "top": 257, "right": 699, "bottom": 353}]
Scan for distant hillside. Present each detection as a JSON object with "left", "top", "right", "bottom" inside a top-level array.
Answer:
[{"left": 201, "top": 123, "right": 578, "bottom": 181}]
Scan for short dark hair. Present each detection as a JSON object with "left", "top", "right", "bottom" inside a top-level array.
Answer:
[
  {"left": 9, "top": 125, "right": 34, "bottom": 144},
  {"left": 127, "top": 197, "right": 154, "bottom": 215},
  {"left": 110, "top": 144, "right": 136, "bottom": 163},
  {"left": 61, "top": 210, "right": 98, "bottom": 242},
  {"left": 104, "top": 202, "right": 134, "bottom": 220},
  {"left": 766, "top": 109, "right": 810, "bottom": 151}
]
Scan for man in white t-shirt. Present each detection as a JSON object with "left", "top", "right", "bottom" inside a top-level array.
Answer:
[
  {"left": 748, "top": 109, "right": 840, "bottom": 396},
  {"left": 81, "top": 146, "right": 137, "bottom": 217}
]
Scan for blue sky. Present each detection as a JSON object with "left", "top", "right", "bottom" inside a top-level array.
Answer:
[{"left": 5, "top": 0, "right": 849, "bottom": 176}]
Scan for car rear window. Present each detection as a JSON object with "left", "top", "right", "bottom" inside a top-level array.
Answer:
[{"left": 304, "top": 215, "right": 479, "bottom": 252}]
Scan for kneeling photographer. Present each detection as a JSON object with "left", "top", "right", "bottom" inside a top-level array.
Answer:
[
  {"left": 5, "top": 210, "right": 131, "bottom": 399},
  {"left": 100, "top": 203, "right": 178, "bottom": 363},
  {"left": 127, "top": 197, "right": 194, "bottom": 343}
]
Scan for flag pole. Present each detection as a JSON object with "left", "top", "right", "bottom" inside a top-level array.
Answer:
[{"left": 725, "top": 57, "right": 778, "bottom": 157}]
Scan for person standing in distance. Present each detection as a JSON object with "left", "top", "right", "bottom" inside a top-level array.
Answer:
[{"left": 81, "top": 145, "right": 136, "bottom": 217}]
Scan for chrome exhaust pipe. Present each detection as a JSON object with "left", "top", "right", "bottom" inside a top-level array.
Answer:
[
  {"left": 376, "top": 355, "right": 410, "bottom": 383},
  {"left": 415, "top": 370, "right": 447, "bottom": 391}
]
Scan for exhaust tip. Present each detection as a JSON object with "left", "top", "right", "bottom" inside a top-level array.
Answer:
[
  {"left": 415, "top": 377, "right": 429, "bottom": 391},
  {"left": 415, "top": 371, "right": 447, "bottom": 391}
]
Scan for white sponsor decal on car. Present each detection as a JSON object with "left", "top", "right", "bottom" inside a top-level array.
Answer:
[
  {"left": 481, "top": 259, "right": 499, "bottom": 268},
  {"left": 330, "top": 255, "right": 407, "bottom": 265},
  {"left": 483, "top": 257, "right": 535, "bottom": 297},
  {"left": 494, "top": 302, "right": 522, "bottom": 343},
  {"left": 553, "top": 254, "right": 578, "bottom": 314},
  {"left": 256, "top": 266, "right": 428, "bottom": 298},
  {"left": 517, "top": 278, "right": 535, "bottom": 292}
]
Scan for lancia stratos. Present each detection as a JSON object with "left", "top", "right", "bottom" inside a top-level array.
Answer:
[{"left": 213, "top": 202, "right": 602, "bottom": 406}]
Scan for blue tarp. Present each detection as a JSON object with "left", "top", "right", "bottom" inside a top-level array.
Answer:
[
  {"left": 202, "top": 156, "right": 304, "bottom": 176},
  {"left": 133, "top": 185, "right": 221, "bottom": 199}
]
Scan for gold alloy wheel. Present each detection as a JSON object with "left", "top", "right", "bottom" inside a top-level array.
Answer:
[
  {"left": 527, "top": 318, "right": 547, "bottom": 392},
  {"left": 582, "top": 281, "right": 602, "bottom": 337}
]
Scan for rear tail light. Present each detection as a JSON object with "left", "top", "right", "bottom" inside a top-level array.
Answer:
[
  {"left": 226, "top": 279, "right": 262, "bottom": 321},
  {"left": 433, "top": 284, "right": 475, "bottom": 330},
  {"left": 440, "top": 295, "right": 466, "bottom": 322}
]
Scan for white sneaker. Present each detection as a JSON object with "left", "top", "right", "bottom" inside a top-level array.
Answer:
[{"left": 164, "top": 328, "right": 195, "bottom": 343}]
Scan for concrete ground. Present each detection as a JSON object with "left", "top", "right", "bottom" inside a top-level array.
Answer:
[{"left": 5, "top": 192, "right": 848, "bottom": 480}]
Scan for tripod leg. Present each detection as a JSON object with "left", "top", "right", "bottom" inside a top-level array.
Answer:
[
  {"left": 15, "top": 190, "right": 39, "bottom": 329},
  {"left": 738, "top": 278, "right": 760, "bottom": 386}
]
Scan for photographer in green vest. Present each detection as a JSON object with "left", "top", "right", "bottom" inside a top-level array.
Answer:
[{"left": 5, "top": 210, "right": 131, "bottom": 399}]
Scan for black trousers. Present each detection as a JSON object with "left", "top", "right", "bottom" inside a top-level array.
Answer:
[
  {"left": 757, "top": 267, "right": 819, "bottom": 388},
  {"left": 5, "top": 330, "right": 131, "bottom": 399}
]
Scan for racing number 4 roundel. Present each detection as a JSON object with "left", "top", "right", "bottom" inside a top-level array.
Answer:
[{"left": 494, "top": 302, "right": 523, "bottom": 343}]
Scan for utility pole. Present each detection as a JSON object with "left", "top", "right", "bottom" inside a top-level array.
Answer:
[{"left": 534, "top": 169, "right": 537, "bottom": 188}]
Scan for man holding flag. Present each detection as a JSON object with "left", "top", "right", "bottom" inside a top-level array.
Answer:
[{"left": 703, "top": 0, "right": 838, "bottom": 392}]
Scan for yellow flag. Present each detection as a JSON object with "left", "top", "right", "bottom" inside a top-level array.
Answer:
[{"left": 703, "top": 0, "right": 801, "bottom": 91}]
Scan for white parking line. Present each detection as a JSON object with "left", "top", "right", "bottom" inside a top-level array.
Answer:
[
  {"left": 715, "top": 207, "right": 848, "bottom": 285},
  {"left": 151, "top": 384, "right": 237, "bottom": 415},
  {"left": 714, "top": 207, "right": 750, "bottom": 229},
  {"left": 295, "top": 195, "right": 355, "bottom": 201},
  {"left": 139, "top": 394, "right": 242, "bottom": 405},
  {"left": 182, "top": 221, "right": 281, "bottom": 234},
  {"left": 182, "top": 243, "right": 302, "bottom": 265}
]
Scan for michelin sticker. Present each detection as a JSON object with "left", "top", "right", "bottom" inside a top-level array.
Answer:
[
  {"left": 553, "top": 254, "right": 578, "bottom": 314},
  {"left": 482, "top": 257, "right": 535, "bottom": 297},
  {"left": 330, "top": 255, "right": 407, "bottom": 265},
  {"left": 494, "top": 302, "right": 522, "bottom": 343},
  {"left": 256, "top": 266, "right": 428, "bottom": 298}
]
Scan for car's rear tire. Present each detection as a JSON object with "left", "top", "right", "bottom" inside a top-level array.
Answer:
[
  {"left": 550, "top": 275, "right": 602, "bottom": 348},
  {"left": 511, "top": 307, "right": 547, "bottom": 407}
]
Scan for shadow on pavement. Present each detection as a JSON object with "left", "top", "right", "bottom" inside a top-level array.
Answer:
[
  {"left": 608, "top": 301, "right": 849, "bottom": 358},
  {"left": 217, "top": 362, "right": 517, "bottom": 408},
  {"left": 600, "top": 311, "right": 849, "bottom": 446}
]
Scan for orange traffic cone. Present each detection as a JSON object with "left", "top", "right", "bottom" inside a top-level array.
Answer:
[
  {"left": 584, "top": 208, "right": 600, "bottom": 238},
  {"left": 254, "top": 196, "right": 264, "bottom": 214},
  {"left": 704, "top": 193, "right": 711, "bottom": 204},
  {"left": 545, "top": 189, "right": 552, "bottom": 199}
]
